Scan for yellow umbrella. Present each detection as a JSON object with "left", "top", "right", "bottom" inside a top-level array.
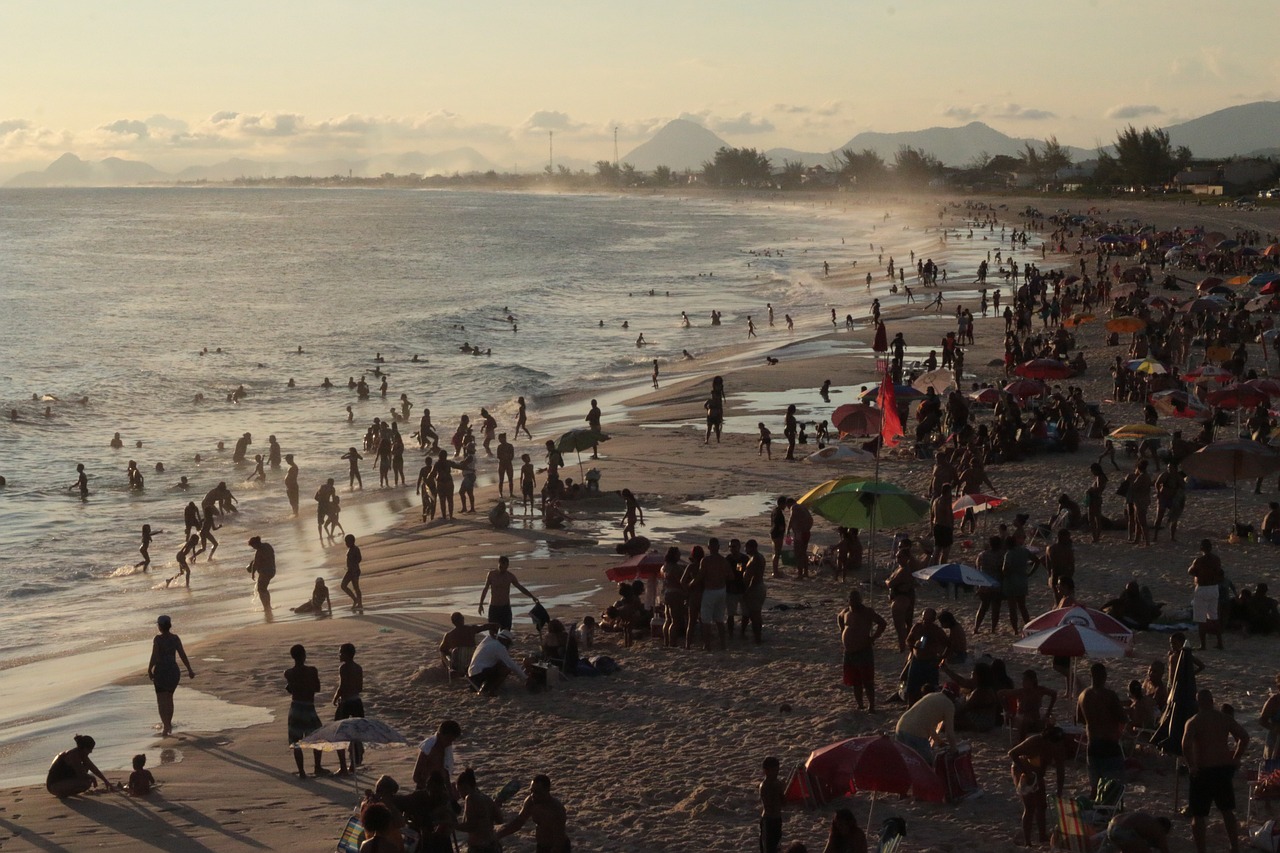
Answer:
[
  {"left": 1063, "top": 312, "right": 1096, "bottom": 329},
  {"left": 1106, "top": 316, "right": 1145, "bottom": 334},
  {"left": 1206, "top": 345, "right": 1232, "bottom": 364},
  {"left": 1130, "top": 357, "right": 1168, "bottom": 375},
  {"left": 797, "top": 475, "right": 865, "bottom": 505},
  {"left": 1109, "top": 423, "right": 1170, "bottom": 440}
]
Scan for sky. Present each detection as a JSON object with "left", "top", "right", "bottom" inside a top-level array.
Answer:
[{"left": 0, "top": 0, "right": 1276, "bottom": 177}]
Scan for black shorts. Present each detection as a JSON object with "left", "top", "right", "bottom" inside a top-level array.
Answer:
[
  {"left": 1188, "top": 765, "right": 1236, "bottom": 816},
  {"left": 933, "top": 525, "right": 954, "bottom": 549}
]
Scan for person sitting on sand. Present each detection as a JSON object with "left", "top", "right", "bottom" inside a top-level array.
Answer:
[
  {"left": 46, "top": 735, "right": 112, "bottom": 797},
  {"left": 293, "top": 577, "right": 333, "bottom": 616},
  {"left": 127, "top": 754, "right": 156, "bottom": 796},
  {"left": 467, "top": 630, "right": 528, "bottom": 695},
  {"left": 439, "top": 613, "right": 495, "bottom": 675},
  {"left": 998, "top": 670, "right": 1058, "bottom": 742}
]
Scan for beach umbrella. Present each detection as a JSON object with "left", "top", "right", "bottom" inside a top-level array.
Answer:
[
  {"left": 913, "top": 562, "right": 998, "bottom": 588},
  {"left": 950, "top": 492, "right": 1005, "bottom": 519},
  {"left": 1003, "top": 379, "right": 1046, "bottom": 400},
  {"left": 1216, "top": 239, "right": 1239, "bottom": 250},
  {"left": 1179, "top": 439, "right": 1280, "bottom": 522},
  {"left": 1109, "top": 423, "right": 1169, "bottom": 440},
  {"left": 1021, "top": 606, "right": 1133, "bottom": 652},
  {"left": 1245, "top": 294, "right": 1279, "bottom": 312},
  {"left": 1205, "top": 384, "right": 1267, "bottom": 410},
  {"left": 803, "top": 734, "right": 947, "bottom": 817},
  {"left": 1151, "top": 645, "right": 1199, "bottom": 769},
  {"left": 294, "top": 717, "right": 410, "bottom": 795},
  {"left": 1149, "top": 389, "right": 1209, "bottom": 419},
  {"left": 1125, "top": 357, "right": 1169, "bottom": 375},
  {"left": 859, "top": 384, "right": 922, "bottom": 404},
  {"left": 1062, "top": 312, "right": 1096, "bottom": 329},
  {"left": 1195, "top": 277, "right": 1225, "bottom": 294},
  {"left": 1225, "top": 274, "right": 1252, "bottom": 287},
  {"left": 911, "top": 368, "right": 956, "bottom": 394},
  {"left": 832, "top": 403, "right": 882, "bottom": 437},
  {"left": 799, "top": 480, "right": 929, "bottom": 530},
  {"left": 804, "top": 444, "right": 876, "bottom": 465},
  {"left": 1263, "top": 244, "right": 1280, "bottom": 258},
  {"left": 555, "top": 427, "right": 610, "bottom": 478},
  {"left": 967, "top": 387, "right": 1002, "bottom": 405},
  {"left": 872, "top": 323, "right": 888, "bottom": 353},
  {"left": 1012, "top": 623, "right": 1127, "bottom": 659},
  {"left": 1262, "top": 281, "right": 1280, "bottom": 296},
  {"left": 606, "top": 551, "right": 665, "bottom": 583},
  {"left": 1183, "top": 297, "right": 1228, "bottom": 315},
  {"left": 1245, "top": 378, "right": 1280, "bottom": 398},
  {"left": 1014, "top": 358, "right": 1073, "bottom": 380},
  {"left": 1105, "top": 316, "right": 1145, "bottom": 334},
  {"left": 1249, "top": 272, "right": 1280, "bottom": 287},
  {"left": 1181, "top": 364, "right": 1234, "bottom": 384}
]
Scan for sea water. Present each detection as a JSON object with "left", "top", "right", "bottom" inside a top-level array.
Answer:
[{"left": 0, "top": 187, "right": 1012, "bottom": 779}]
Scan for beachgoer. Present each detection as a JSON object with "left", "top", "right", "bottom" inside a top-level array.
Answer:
[
  {"left": 1008, "top": 727, "right": 1067, "bottom": 846},
  {"left": 497, "top": 774, "right": 570, "bottom": 853},
  {"left": 341, "top": 534, "right": 363, "bottom": 611},
  {"left": 894, "top": 687, "right": 957, "bottom": 763},
  {"left": 467, "top": 629, "right": 527, "bottom": 694},
  {"left": 742, "top": 539, "right": 767, "bottom": 643},
  {"left": 69, "top": 463, "right": 88, "bottom": 500},
  {"left": 456, "top": 767, "right": 504, "bottom": 852},
  {"left": 168, "top": 533, "right": 198, "bottom": 588},
  {"left": 759, "top": 756, "right": 784, "bottom": 853},
  {"left": 135, "top": 524, "right": 163, "bottom": 571},
  {"left": 478, "top": 556, "right": 540, "bottom": 630},
  {"left": 46, "top": 735, "right": 112, "bottom": 797},
  {"left": 285, "top": 644, "right": 327, "bottom": 778},
  {"left": 699, "top": 537, "right": 730, "bottom": 650},
  {"left": 246, "top": 536, "right": 276, "bottom": 611},
  {"left": 291, "top": 577, "right": 332, "bottom": 616},
  {"left": 333, "top": 642, "right": 364, "bottom": 774},
  {"left": 1189, "top": 539, "right": 1225, "bottom": 650},
  {"left": 838, "top": 588, "right": 887, "bottom": 711},
  {"left": 620, "top": 488, "right": 644, "bottom": 542},
  {"left": 284, "top": 454, "right": 300, "bottom": 515},
  {"left": 1077, "top": 663, "right": 1126, "bottom": 792},
  {"left": 585, "top": 399, "right": 602, "bottom": 458},
  {"left": 126, "top": 754, "right": 156, "bottom": 797},
  {"left": 515, "top": 396, "right": 533, "bottom": 440},
  {"left": 1182, "top": 688, "right": 1249, "bottom": 853},
  {"left": 147, "top": 615, "right": 194, "bottom": 737},
  {"left": 439, "top": 613, "right": 496, "bottom": 675},
  {"left": 1105, "top": 812, "right": 1172, "bottom": 853},
  {"left": 786, "top": 498, "right": 813, "bottom": 579},
  {"left": 414, "top": 719, "right": 462, "bottom": 792},
  {"left": 342, "top": 447, "right": 364, "bottom": 490},
  {"left": 769, "top": 497, "right": 787, "bottom": 578},
  {"left": 496, "top": 433, "right": 515, "bottom": 497}
]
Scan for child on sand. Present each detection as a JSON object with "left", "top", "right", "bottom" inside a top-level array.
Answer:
[
  {"left": 127, "top": 754, "right": 155, "bottom": 796},
  {"left": 759, "top": 756, "right": 784, "bottom": 853},
  {"left": 758, "top": 424, "right": 772, "bottom": 459},
  {"left": 293, "top": 578, "right": 333, "bottom": 616}
]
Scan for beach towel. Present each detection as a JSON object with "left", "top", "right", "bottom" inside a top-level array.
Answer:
[{"left": 1192, "top": 585, "right": 1219, "bottom": 622}]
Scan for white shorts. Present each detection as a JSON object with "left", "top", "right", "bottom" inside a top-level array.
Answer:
[
  {"left": 700, "top": 588, "right": 728, "bottom": 623},
  {"left": 1192, "top": 585, "right": 1219, "bottom": 623}
]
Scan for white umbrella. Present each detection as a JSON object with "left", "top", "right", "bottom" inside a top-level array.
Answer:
[
  {"left": 293, "top": 717, "right": 409, "bottom": 795},
  {"left": 912, "top": 562, "right": 998, "bottom": 588}
]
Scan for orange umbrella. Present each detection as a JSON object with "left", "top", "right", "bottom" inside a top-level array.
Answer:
[{"left": 1106, "top": 316, "right": 1145, "bottom": 334}]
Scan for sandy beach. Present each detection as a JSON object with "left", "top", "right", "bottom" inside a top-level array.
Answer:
[{"left": 5, "top": 193, "right": 1280, "bottom": 853}]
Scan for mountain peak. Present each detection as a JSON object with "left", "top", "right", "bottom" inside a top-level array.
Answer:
[{"left": 621, "top": 119, "right": 731, "bottom": 171}]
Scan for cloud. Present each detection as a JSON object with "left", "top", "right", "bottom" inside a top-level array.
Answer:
[
  {"left": 773, "top": 102, "right": 846, "bottom": 118},
  {"left": 101, "top": 119, "right": 150, "bottom": 138},
  {"left": 1106, "top": 104, "right": 1163, "bottom": 120},
  {"left": 522, "top": 110, "right": 580, "bottom": 132},
  {"left": 0, "top": 119, "right": 32, "bottom": 135},
  {"left": 943, "top": 103, "right": 1054, "bottom": 122},
  {"left": 707, "top": 112, "right": 775, "bottom": 134}
]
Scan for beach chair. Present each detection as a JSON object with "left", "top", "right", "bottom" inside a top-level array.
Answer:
[
  {"left": 1246, "top": 759, "right": 1280, "bottom": 832},
  {"left": 446, "top": 644, "right": 474, "bottom": 683},
  {"left": 336, "top": 815, "right": 363, "bottom": 853},
  {"left": 1087, "top": 778, "right": 1125, "bottom": 825},
  {"left": 1050, "top": 796, "right": 1099, "bottom": 852}
]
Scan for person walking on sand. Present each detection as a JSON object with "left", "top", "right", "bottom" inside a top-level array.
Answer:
[
  {"left": 332, "top": 642, "right": 364, "bottom": 774},
  {"left": 246, "top": 536, "right": 276, "bottom": 612},
  {"left": 147, "top": 614, "right": 194, "bottom": 737},
  {"left": 496, "top": 433, "right": 515, "bottom": 497},
  {"left": 758, "top": 756, "right": 785, "bottom": 853},
  {"left": 284, "top": 454, "right": 300, "bottom": 515},
  {"left": 585, "top": 399, "right": 603, "bottom": 458},
  {"left": 620, "top": 488, "right": 644, "bottom": 542},
  {"left": 515, "top": 396, "right": 533, "bottom": 440},
  {"left": 284, "top": 644, "right": 328, "bottom": 778},
  {"left": 1182, "top": 688, "right": 1249, "bottom": 853},
  {"left": 496, "top": 774, "right": 570, "bottom": 853},
  {"left": 478, "top": 556, "right": 541, "bottom": 631},
  {"left": 1189, "top": 539, "right": 1225, "bottom": 650},
  {"left": 341, "top": 534, "right": 363, "bottom": 611},
  {"left": 838, "top": 588, "right": 887, "bottom": 712}
]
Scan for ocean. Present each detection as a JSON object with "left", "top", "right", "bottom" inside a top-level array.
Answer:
[{"left": 0, "top": 187, "right": 1011, "bottom": 782}]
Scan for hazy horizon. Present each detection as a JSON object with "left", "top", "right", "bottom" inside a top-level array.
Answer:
[{"left": 1, "top": 0, "right": 1276, "bottom": 180}]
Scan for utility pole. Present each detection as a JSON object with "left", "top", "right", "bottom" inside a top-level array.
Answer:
[
  {"left": 614, "top": 126, "right": 620, "bottom": 187},
  {"left": 548, "top": 131, "right": 554, "bottom": 175}
]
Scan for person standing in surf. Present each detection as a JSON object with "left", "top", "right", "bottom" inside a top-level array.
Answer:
[{"left": 147, "top": 615, "right": 195, "bottom": 737}]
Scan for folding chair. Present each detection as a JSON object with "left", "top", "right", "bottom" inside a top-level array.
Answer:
[
  {"left": 1087, "top": 778, "right": 1125, "bottom": 825},
  {"left": 446, "top": 644, "right": 474, "bottom": 683},
  {"left": 1246, "top": 759, "right": 1280, "bottom": 833},
  {"left": 1050, "top": 796, "right": 1099, "bottom": 852}
]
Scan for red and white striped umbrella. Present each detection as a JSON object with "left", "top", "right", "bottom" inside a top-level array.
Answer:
[
  {"left": 950, "top": 493, "right": 1005, "bottom": 520},
  {"left": 1012, "top": 623, "right": 1128, "bottom": 659},
  {"left": 1021, "top": 606, "right": 1133, "bottom": 651}
]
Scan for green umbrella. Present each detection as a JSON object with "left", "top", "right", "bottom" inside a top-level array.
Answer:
[
  {"left": 799, "top": 480, "right": 928, "bottom": 529},
  {"left": 555, "top": 428, "right": 610, "bottom": 479}
]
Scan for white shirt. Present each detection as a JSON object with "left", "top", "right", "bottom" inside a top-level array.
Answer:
[
  {"left": 467, "top": 635, "right": 524, "bottom": 679},
  {"left": 418, "top": 735, "right": 455, "bottom": 777}
]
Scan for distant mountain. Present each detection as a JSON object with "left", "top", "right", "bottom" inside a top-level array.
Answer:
[
  {"left": 5, "top": 153, "right": 167, "bottom": 187},
  {"left": 366, "top": 147, "right": 498, "bottom": 176},
  {"left": 620, "top": 119, "right": 731, "bottom": 171},
  {"left": 764, "top": 147, "right": 834, "bottom": 168},
  {"left": 1164, "top": 101, "right": 1280, "bottom": 159},
  {"left": 830, "top": 122, "right": 1095, "bottom": 168}
]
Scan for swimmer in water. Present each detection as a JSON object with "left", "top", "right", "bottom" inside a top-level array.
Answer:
[
  {"left": 682, "top": 349, "right": 695, "bottom": 360},
  {"left": 154, "top": 462, "right": 164, "bottom": 473},
  {"left": 135, "top": 524, "right": 163, "bottom": 571},
  {"left": 168, "top": 534, "right": 198, "bottom": 588},
  {"left": 321, "top": 377, "right": 333, "bottom": 389},
  {"left": 69, "top": 463, "right": 88, "bottom": 500},
  {"left": 176, "top": 476, "right": 189, "bottom": 490},
  {"left": 346, "top": 405, "right": 354, "bottom": 423},
  {"left": 110, "top": 432, "right": 124, "bottom": 449}
]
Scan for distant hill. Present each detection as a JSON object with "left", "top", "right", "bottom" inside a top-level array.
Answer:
[
  {"left": 1164, "top": 101, "right": 1280, "bottom": 159},
  {"left": 5, "top": 153, "right": 167, "bottom": 187},
  {"left": 830, "top": 122, "right": 1095, "bottom": 168},
  {"left": 620, "top": 119, "right": 731, "bottom": 171}
]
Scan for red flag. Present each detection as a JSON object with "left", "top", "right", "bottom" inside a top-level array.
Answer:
[{"left": 879, "top": 373, "right": 903, "bottom": 448}]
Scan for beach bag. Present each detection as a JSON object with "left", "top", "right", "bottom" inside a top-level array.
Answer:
[
  {"left": 528, "top": 602, "right": 550, "bottom": 632},
  {"left": 1115, "top": 476, "right": 1131, "bottom": 498},
  {"left": 589, "top": 655, "right": 620, "bottom": 674}
]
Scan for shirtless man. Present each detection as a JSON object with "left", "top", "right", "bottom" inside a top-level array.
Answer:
[
  {"left": 1077, "top": 663, "right": 1127, "bottom": 791},
  {"left": 785, "top": 498, "right": 813, "bottom": 580},
  {"left": 903, "top": 609, "right": 949, "bottom": 705},
  {"left": 478, "top": 556, "right": 540, "bottom": 631},
  {"left": 699, "top": 538, "right": 730, "bottom": 650},
  {"left": 1044, "top": 530, "right": 1075, "bottom": 592},
  {"left": 69, "top": 463, "right": 88, "bottom": 500},
  {"left": 998, "top": 670, "right": 1058, "bottom": 741},
  {"left": 1008, "top": 727, "right": 1067, "bottom": 846},
  {"left": 496, "top": 433, "right": 515, "bottom": 497},
  {"left": 1182, "top": 689, "right": 1249, "bottom": 853},
  {"left": 284, "top": 644, "right": 327, "bottom": 778},
  {"left": 246, "top": 536, "right": 276, "bottom": 612},
  {"left": 1105, "top": 812, "right": 1172, "bottom": 853},
  {"left": 314, "top": 478, "right": 336, "bottom": 539},
  {"left": 284, "top": 454, "right": 300, "bottom": 515},
  {"left": 333, "top": 642, "right": 364, "bottom": 774},
  {"left": 497, "top": 774, "right": 570, "bottom": 853},
  {"left": 585, "top": 399, "right": 602, "bottom": 459},
  {"left": 837, "top": 589, "right": 887, "bottom": 711},
  {"left": 439, "top": 613, "right": 496, "bottom": 675},
  {"left": 930, "top": 483, "right": 955, "bottom": 564},
  {"left": 1188, "top": 539, "right": 1225, "bottom": 650},
  {"left": 456, "top": 768, "right": 503, "bottom": 853}
]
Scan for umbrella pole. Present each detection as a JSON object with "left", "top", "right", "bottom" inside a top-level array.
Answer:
[
  {"left": 866, "top": 791, "right": 876, "bottom": 829},
  {"left": 576, "top": 448, "right": 585, "bottom": 481}
]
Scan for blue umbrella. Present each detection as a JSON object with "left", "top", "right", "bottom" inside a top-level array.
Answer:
[{"left": 912, "top": 562, "right": 998, "bottom": 588}]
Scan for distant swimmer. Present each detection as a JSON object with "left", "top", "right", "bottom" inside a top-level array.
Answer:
[
  {"left": 268, "top": 435, "right": 282, "bottom": 468},
  {"left": 411, "top": 354, "right": 421, "bottom": 362},
  {"left": 636, "top": 334, "right": 646, "bottom": 347},
  {"left": 682, "top": 311, "right": 691, "bottom": 328},
  {"left": 287, "top": 378, "right": 296, "bottom": 388},
  {"left": 374, "top": 352, "right": 384, "bottom": 363},
  {"left": 110, "top": 432, "right": 124, "bottom": 449},
  {"left": 820, "top": 380, "right": 832, "bottom": 403},
  {"left": 233, "top": 432, "right": 252, "bottom": 463},
  {"left": 682, "top": 349, "right": 695, "bottom": 360},
  {"left": 193, "top": 393, "right": 204, "bottom": 404},
  {"left": 346, "top": 405, "right": 354, "bottom": 423},
  {"left": 175, "top": 476, "right": 190, "bottom": 491},
  {"left": 154, "top": 462, "right": 164, "bottom": 473},
  {"left": 622, "top": 321, "right": 629, "bottom": 330},
  {"left": 69, "top": 463, "right": 88, "bottom": 500},
  {"left": 296, "top": 346, "right": 303, "bottom": 354}
]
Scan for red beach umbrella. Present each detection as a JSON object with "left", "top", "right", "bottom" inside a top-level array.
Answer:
[
  {"left": 1003, "top": 379, "right": 1046, "bottom": 400},
  {"left": 1181, "top": 365, "right": 1234, "bottom": 384},
  {"left": 803, "top": 734, "right": 946, "bottom": 804},
  {"left": 1012, "top": 623, "right": 1127, "bottom": 658},
  {"left": 967, "top": 387, "right": 1002, "bottom": 405},
  {"left": 872, "top": 322, "right": 888, "bottom": 353},
  {"left": 1021, "top": 605, "right": 1133, "bottom": 653},
  {"left": 950, "top": 493, "right": 1005, "bottom": 519},
  {"left": 605, "top": 551, "right": 665, "bottom": 583},
  {"left": 1206, "top": 384, "right": 1268, "bottom": 410},
  {"left": 1245, "top": 378, "right": 1280, "bottom": 399},
  {"left": 832, "top": 403, "right": 883, "bottom": 437},
  {"left": 1013, "top": 358, "right": 1072, "bottom": 380}
]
